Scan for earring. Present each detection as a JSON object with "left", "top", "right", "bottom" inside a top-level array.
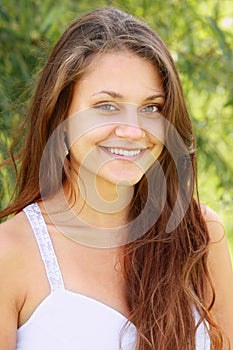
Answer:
[{"left": 64, "top": 135, "right": 69, "bottom": 156}]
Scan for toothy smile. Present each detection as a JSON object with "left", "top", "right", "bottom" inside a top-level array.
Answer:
[{"left": 106, "top": 148, "right": 142, "bottom": 156}]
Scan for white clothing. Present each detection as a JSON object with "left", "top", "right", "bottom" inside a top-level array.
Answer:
[{"left": 16, "top": 203, "right": 210, "bottom": 349}]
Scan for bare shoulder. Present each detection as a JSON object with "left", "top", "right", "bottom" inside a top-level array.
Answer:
[
  {"left": 200, "top": 204, "right": 232, "bottom": 275},
  {"left": 0, "top": 212, "right": 34, "bottom": 269},
  {"left": 0, "top": 211, "right": 36, "bottom": 293},
  {"left": 200, "top": 204, "right": 225, "bottom": 242},
  {"left": 0, "top": 211, "right": 30, "bottom": 246},
  {"left": 0, "top": 212, "right": 34, "bottom": 347},
  {"left": 201, "top": 205, "right": 233, "bottom": 346},
  {"left": 0, "top": 211, "right": 32, "bottom": 296}
]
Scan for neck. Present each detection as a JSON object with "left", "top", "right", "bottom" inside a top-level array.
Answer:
[
  {"left": 77, "top": 173, "right": 133, "bottom": 225},
  {"left": 41, "top": 173, "right": 134, "bottom": 248}
]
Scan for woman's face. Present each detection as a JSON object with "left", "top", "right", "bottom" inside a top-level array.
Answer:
[{"left": 66, "top": 52, "right": 165, "bottom": 189}]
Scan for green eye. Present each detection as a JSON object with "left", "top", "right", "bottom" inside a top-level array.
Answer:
[
  {"left": 95, "top": 103, "right": 117, "bottom": 111},
  {"left": 141, "top": 104, "right": 158, "bottom": 113}
]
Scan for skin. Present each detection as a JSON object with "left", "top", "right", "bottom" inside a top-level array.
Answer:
[
  {"left": 0, "top": 52, "right": 232, "bottom": 349},
  {"left": 204, "top": 208, "right": 233, "bottom": 348},
  {"left": 66, "top": 52, "right": 165, "bottom": 214}
]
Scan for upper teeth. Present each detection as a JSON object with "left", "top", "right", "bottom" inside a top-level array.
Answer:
[{"left": 107, "top": 148, "right": 141, "bottom": 156}]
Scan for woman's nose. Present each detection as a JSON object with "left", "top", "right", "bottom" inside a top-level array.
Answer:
[{"left": 114, "top": 124, "right": 145, "bottom": 139}]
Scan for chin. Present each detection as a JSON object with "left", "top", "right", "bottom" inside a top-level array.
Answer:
[
  {"left": 107, "top": 172, "right": 144, "bottom": 187},
  {"left": 100, "top": 162, "right": 145, "bottom": 184}
]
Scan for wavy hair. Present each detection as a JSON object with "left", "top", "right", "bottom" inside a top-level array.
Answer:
[{"left": 0, "top": 7, "right": 225, "bottom": 349}]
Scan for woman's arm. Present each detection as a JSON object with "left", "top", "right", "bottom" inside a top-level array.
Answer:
[
  {"left": 0, "top": 222, "right": 25, "bottom": 350},
  {"left": 204, "top": 206, "right": 233, "bottom": 348}
]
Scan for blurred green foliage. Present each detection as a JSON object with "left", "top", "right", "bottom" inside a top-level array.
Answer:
[{"left": 0, "top": 0, "right": 232, "bottom": 256}]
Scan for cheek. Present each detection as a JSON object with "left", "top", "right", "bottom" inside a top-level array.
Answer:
[
  {"left": 69, "top": 144, "right": 84, "bottom": 168},
  {"left": 140, "top": 115, "right": 165, "bottom": 145},
  {"left": 147, "top": 131, "right": 165, "bottom": 161},
  {"left": 146, "top": 119, "right": 165, "bottom": 162},
  {"left": 67, "top": 122, "right": 115, "bottom": 150},
  {"left": 66, "top": 109, "right": 116, "bottom": 147},
  {"left": 68, "top": 129, "right": 111, "bottom": 169},
  {"left": 152, "top": 143, "right": 164, "bottom": 161}
]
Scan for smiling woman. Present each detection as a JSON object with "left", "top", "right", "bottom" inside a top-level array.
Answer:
[
  {"left": 66, "top": 52, "right": 165, "bottom": 189},
  {"left": 0, "top": 6, "right": 233, "bottom": 350}
]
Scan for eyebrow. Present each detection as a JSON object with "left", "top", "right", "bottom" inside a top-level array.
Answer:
[
  {"left": 92, "top": 90, "right": 165, "bottom": 101},
  {"left": 144, "top": 94, "right": 165, "bottom": 102}
]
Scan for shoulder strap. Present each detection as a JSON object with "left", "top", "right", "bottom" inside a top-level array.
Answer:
[{"left": 23, "top": 202, "right": 64, "bottom": 291}]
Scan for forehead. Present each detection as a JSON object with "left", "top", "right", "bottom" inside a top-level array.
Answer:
[{"left": 76, "top": 51, "right": 163, "bottom": 96}]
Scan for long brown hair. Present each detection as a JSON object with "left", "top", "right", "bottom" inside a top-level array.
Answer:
[{"left": 0, "top": 7, "right": 226, "bottom": 349}]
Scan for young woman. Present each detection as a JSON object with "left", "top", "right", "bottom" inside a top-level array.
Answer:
[{"left": 0, "top": 7, "right": 232, "bottom": 350}]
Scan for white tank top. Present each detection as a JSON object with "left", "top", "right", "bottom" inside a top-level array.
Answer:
[{"left": 16, "top": 203, "right": 210, "bottom": 349}]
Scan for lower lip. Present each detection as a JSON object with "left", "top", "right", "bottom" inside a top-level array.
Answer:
[{"left": 99, "top": 147, "right": 146, "bottom": 161}]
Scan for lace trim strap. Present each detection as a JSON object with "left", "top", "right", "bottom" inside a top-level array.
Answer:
[{"left": 23, "top": 202, "right": 64, "bottom": 291}]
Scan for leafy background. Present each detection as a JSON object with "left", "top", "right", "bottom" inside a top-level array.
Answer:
[{"left": 0, "top": 0, "right": 232, "bottom": 258}]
